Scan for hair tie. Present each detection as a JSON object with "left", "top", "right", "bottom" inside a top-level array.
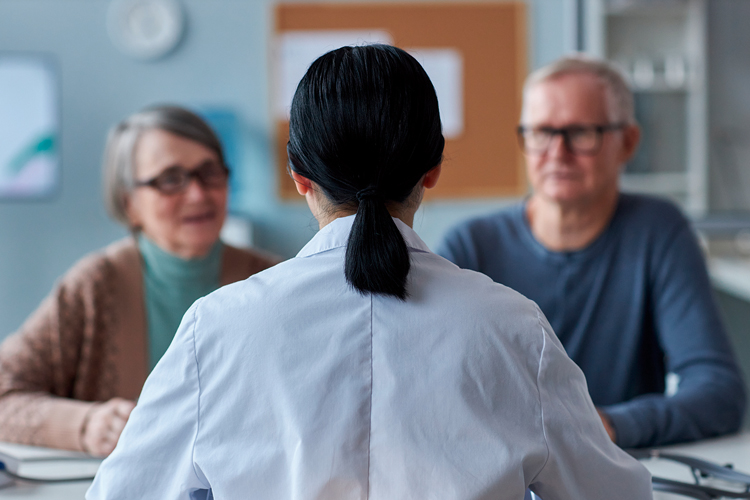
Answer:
[{"left": 355, "top": 187, "right": 381, "bottom": 202}]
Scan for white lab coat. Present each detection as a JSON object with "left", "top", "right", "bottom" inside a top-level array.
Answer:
[{"left": 87, "top": 216, "right": 652, "bottom": 500}]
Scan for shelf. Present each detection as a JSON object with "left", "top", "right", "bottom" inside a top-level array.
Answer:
[
  {"left": 632, "top": 84, "right": 689, "bottom": 93},
  {"left": 586, "top": 0, "right": 708, "bottom": 215},
  {"left": 605, "top": 0, "right": 689, "bottom": 17}
]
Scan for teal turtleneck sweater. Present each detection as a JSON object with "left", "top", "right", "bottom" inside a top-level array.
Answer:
[{"left": 138, "top": 236, "right": 223, "bottom": 370}]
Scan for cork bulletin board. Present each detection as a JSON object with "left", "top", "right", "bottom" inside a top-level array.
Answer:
[{"left": 274, "top": 2, "right": 527, "bottom": 199}]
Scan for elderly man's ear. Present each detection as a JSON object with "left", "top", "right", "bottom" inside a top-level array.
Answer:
[{"left": 620, "top": 124, "right": 641, "bottom": 164}]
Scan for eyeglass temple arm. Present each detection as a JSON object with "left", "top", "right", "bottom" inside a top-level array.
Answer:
[
  {"left": 651, "top": 476, "right": 750, "bottom": 499},
  {"left": 629, "top": 449, "right": 750, "bottom": 497},
  {"left": 629, "top": 450, "right": 750, "bottom": 485}
]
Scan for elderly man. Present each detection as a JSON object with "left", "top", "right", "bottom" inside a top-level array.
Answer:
[{"left": 438, "top": 55, "right": 746, "bottom": 449}]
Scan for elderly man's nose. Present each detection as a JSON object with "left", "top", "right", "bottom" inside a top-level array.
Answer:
[{"left": 548, "top": 132, "right": 571, "bottom": 156}]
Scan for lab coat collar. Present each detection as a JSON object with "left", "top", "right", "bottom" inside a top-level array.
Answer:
[{"left": 296, "top": 215, "right": 431, "bottom": 258}]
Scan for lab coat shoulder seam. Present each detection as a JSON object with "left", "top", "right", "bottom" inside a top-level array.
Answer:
[
  {"left": 529, "top": 306, "right": 551, "bottom": 486},
  {"left": 189, "top": 298, "right": 205, "bottom": 487}
]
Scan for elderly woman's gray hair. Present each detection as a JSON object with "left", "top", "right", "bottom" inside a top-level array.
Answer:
[
  {"left": 102, "top": 105, "right": 226, "bottom": 227},
  {"left": 522, "top": 54, "right": 635, "bottom": 125}
]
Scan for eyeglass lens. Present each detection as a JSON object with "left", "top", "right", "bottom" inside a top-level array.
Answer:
[
  {"left": 519, "top": 126, "right": 601, "bottom": 154},
  {"left": 148, "top": 162, "right": 228, "bottom": 194}
]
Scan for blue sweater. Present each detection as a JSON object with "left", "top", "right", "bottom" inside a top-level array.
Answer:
[{"left": 437, "top": 194, "right": 746, "bottom": 448}]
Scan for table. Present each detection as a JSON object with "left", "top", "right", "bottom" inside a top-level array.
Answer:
[
  {"left": 639, "top": 432, "right": 750, "bottom": 499},
  {"left": 0, "top": 433, "right": 747, "bottom": 499},
  {"left": 709, "top": 257, "right": 750, "bottom": 303},
  {"left": 0, "top": 481, "right": 91, "bottom": 500}
]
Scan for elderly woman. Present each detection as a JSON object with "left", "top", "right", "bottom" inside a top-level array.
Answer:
[{"left": 0, "top": 106, "right": 277, "bottom": 457}]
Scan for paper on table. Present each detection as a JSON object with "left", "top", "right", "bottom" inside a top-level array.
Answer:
[{"left": 275, "top": 30, "right": 394, "bottom": 120}]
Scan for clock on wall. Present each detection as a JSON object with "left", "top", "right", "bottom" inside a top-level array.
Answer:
[{"left": 107, "top": 0, "right": 185, "bottom": 61}]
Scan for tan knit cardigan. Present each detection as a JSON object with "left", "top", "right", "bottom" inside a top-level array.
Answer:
[{"left": 0, "top": 238, "right": 278, "bottom": 452}]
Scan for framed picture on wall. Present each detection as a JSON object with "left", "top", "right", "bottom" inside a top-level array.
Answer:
[{"left": 0, "top": 54, "right": 59, "bottom": 199}]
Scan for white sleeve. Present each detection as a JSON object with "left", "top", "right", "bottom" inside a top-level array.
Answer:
[
  {"left": 86, "top": 301, "right": 210, "bottom": 500},
  {"left": 529, "top": 307, "right": 653, "bottom": 500}
]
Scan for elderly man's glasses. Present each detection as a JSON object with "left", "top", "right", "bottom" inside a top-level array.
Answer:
[
  {"left": 135, "top": 161, "right": 229, "bottom": 195},
  {"left": 517, "top": 123, "right": 626, "bottom": 155}
]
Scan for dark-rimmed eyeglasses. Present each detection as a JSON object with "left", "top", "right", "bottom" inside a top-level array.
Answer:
[
  {"left": 135, "top": 161, "right": 229, "bottom": 195},
  {"left": 516, "top": 123, "right": 626, "bottom": 155}
]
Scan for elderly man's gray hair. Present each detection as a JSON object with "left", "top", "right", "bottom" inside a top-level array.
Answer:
[
  {"left": 522, "top": 54, "right": 635, "bottom": 124},
  {"left": 102, "top": 105, "right": 226, "bottom": 228}
]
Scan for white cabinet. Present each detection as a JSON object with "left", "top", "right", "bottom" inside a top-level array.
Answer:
[{"left": 584, "top": 0, "right": 708, "bottom": 216}]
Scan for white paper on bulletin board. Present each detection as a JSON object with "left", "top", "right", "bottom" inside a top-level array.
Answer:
[
  {"left": 275, "top": 31, "right": 465, "bottom": 140},
  {"left": 0, "top": 57, "right": 58, "bottom": 199},
  {"left": 275, "top": 30, "right": 394, "bottom": 120},
  {"left": 406, "top": 48, "right": 464, "bottom": 139}
]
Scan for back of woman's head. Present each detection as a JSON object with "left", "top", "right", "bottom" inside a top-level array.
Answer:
[{"left": 287, "top": 44, "right": 444, "bottom": 300}]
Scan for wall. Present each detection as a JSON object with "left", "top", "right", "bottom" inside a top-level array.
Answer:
[{"left": 0, "top": 0, "right": 570, "bottom": 338}]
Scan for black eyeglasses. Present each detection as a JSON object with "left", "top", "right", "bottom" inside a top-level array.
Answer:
[
  {"left": 135, "top": 161, "right": 229, "bottom": 195},
  {"left": 516, "top": 123, "right": 626, "bottom": 155}
]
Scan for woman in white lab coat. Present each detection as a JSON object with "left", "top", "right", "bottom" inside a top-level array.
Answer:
[{"left": 87, "top": 44, "right": 651, "bottom": 500}]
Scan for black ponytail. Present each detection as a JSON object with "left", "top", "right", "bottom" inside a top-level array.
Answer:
[
  {"left": 346, "top": 194, "right": 411, "bottom": 299},
  {"left": 288, "top": 44, "right": 444, "bottom": 300}
]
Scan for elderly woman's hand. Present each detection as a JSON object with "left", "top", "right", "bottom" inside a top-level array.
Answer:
[{"left": 80, "top": 397, "right": 136, "bottom": 457}]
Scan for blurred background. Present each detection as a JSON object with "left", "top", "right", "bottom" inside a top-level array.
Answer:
[{"left": 1, "top": 0, "right": 749, "bottom": 373}]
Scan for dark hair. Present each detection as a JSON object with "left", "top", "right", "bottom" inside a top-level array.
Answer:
[{"left": 287, "top": 44, "right": 444, "bottom": 300}]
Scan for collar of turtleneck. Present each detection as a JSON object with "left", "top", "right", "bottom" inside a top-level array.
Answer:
[
  {"left": 138, "top": 235, "right": 223, "bottom": 286},
  {"left": 138, "top": 235, "right": 223, "bottom": 370}
]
